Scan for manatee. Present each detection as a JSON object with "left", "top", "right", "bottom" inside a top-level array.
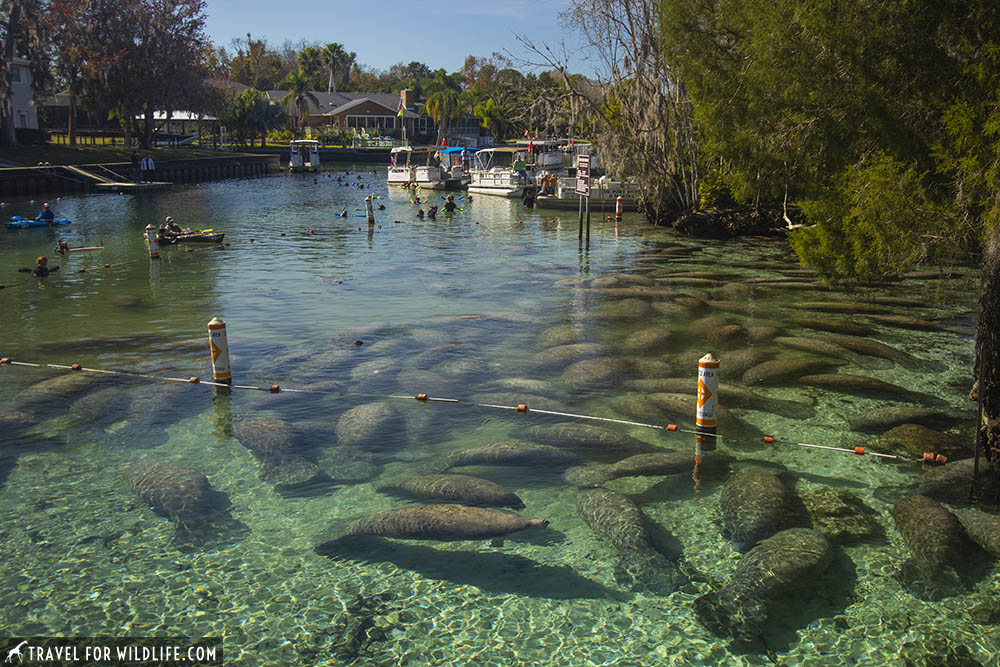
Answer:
[
  {"left": 127, "top": 460, "right": 214, "bottom": 525},
  {"left": 693, "top": 528, "right": 833, "bottom": 640},
  {"left": 523, "top": 423, "right": 652, "bottom": 460},
  {"left": 869, "top": 296, "right": 925, "bottom": 307},
  {"left": 745, "top": 325, "right": 782, "bottom": 343},
  {"left": 865, "top": 314, "right": 947, "bottom": 331},
  {"left": 396, "top": 368, "right": 451, "bottom": 397},
  {"left": 335, "top": 401, "right": 401, "bottom": 448},
  {"left": 233, "top": 416, "right": 295, "bottom": 460},
  {"left": 626, "top": 378, "right": 814, "bottom": 419},
  {"left": 796, "top": 373, "right": 925, "bottom": 401},
  {"left": 587, "top": 298, "right": 652, "bottom": 321},
  {"left": 609, "top": 393, "right": 668, "bottom": 422},
  {"left": 718, "top": 349, "right": 770, "bottom": 381},
  {"left": 816, "top": 335, "right": 924, "bottom": 369},
  {"left": 795, "top": 301, "right": 890, "bottom": 314},
  {"left": 773, "top": 336, "right": 873, "bottom": 367},
  {"left": 412, "top": 343, "right": 470, "bottom": 369},
  {"left": 14, "top": 372, "right": 109, "bottom": 415},
  {"left": 539, "top": 326, "right": 581, "bottom": 348},
  {"left": 66, "top": 386, "right": 132, "bottom": 429},
  {"left": 576, "top": 488, "right": 685, "bottom": 593},
  {"left": 564, "top": 451, "right": 727, "bottom": 487},
  {"left": 589, "top": 276, "right": 621, "bottom": 288},
  {"left": 0, "top": 410, "right": 38, "bottom": 430},
  {"left": 891, "top": 495, "right": 971, "bottom": 599},
  {"left": 333, "top": 504, "right": 549, "bottom": 541},
  {"left": 621, "top": 327, "right": 672, "bottom": 352},
  {"left": 379, "top": 474, "right": 524, "bottom": 508},
  {"left": 754, "top": 280, "right": 827, "bottom": 290},
  {"left": 439, "top": 441, "right": 579, "bottom": 470},
  {"left": 706, "top": 324, "right": 747, "bottom": 346},
  {"left": 801, "top": 488, "right": 885, "bottom": 544},
  {"left": 916, "top": 458, "right": 1000, "bottom": 506},
  {"left": 292, "top": 347, "right": 353, "bottom": 378},
  {"left": 956, "top": 508, "right": 1000, "bottom": 558},
  {"left": 491, "top": 377, "right": 561, "bottom": 396},
  {"left": 350, "top": 357, "right": 398, "bottom": 382},
  {"left": 720, "top": 471, "right": 810, "bottom": 551},
  {"left": 630, "top": 358, "right": 676, "bottom": 379},
  {"left": 656, "top": 277, "right": 722, "bottom": 288},
  {"left": 709, "top": 300, "right": 777, "bottom": 319},
  {"left": 650, "top": 301, "right": 692, "bottom": 319},
  {"left": 741, "top": 357, "right": 844, "bottom": 386},
  {"left": 877, "top": 424, "right": 968, "bottom": 460},
  {"left": 788, "top": 316, "right": 875, "bottom": 336},
  {"left": 259, "top": 456, "right": 328, "bottom": 491},
  {"left": 686, "top": 314, "right": 734, "bottom": 339},
  {"left": 432, "top": 357, "right": 486, "bottom": 379},
  {"left": 560, "top": 357, "right": 632, "bottom": 390},
  {"left": 533, "top": 343, "right": 604, "bottom": 368},
  {"left": 848, "top": 406, "right": 956, "bottom": 433},
  {"left": 611, "top": 272, "right": 656, "bottom": 286}
]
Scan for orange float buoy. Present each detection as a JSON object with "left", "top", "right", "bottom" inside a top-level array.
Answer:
[
  {"left": 853, "top": 446, "right": 865, "bottom": 455},
  {"left": 416, "top": 393, "right": 428, "bottom": 401},
  {"left": 103, "top": 263, "right": 110, "bottom": 268},
  {"left": 666, "top": 424, "right": 678, "bottom": 431},
  {"left": 0, "top": 357, "right": 11, "bottom": 364},
  {"left": 269, "top": 384, "right": 281, "bottom": 393},
  {"left": 70, "top": 363, "right": 81, "bottom": 371},
  {"left": 516, "top": 403, "right": 528, "bottom": 412},
  {"left": 188, "top": 376, "right": 200, "bottom": 383}
]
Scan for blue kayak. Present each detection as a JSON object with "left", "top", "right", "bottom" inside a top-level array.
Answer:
[{"left": 6, "top": 215, "right": 72, "bottom": 229}]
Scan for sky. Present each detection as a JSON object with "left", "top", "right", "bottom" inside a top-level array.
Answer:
[{"left": 202, "top": 0, "right": 591, "bottom": 75}]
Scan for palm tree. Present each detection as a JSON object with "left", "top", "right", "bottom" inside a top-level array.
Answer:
[
  {"left": 424, "top": 70, "right": 464, "bottom": 145},
  {"left": 279, "top": 71, "right": 319, "bottom": 135},
  {"left": 321, "top": 42, "right": 355, "bottom": 93},
  {"left": 473, "top": 96, "right": 515, "bottom": 142}
]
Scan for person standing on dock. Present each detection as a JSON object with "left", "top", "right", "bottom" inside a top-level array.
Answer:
[
  {"left": 131, "top": 151, "right": 141, "bottom": 183},
  {"left": 140, "top": 156, "right": 155, "bottom": 183}
]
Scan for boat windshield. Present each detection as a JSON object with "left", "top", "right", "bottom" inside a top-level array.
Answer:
[{"left": 478, "top": 151, "right": 517, "bottom": 169}]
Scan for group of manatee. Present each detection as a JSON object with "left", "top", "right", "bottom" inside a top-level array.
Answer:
[{"left": 2, "top": 244, "right": 993, "bottom": 644}]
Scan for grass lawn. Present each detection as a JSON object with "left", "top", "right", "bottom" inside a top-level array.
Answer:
[{"left": 0, "top": 144, "right": 250, "bottom": 167}]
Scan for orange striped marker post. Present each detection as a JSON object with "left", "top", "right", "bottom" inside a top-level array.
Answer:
[
  {"left": 145, "top": 224, "right": 159, "bottom": 259},
  {"left": 207, "top": 316, "right": 232, "bottom": 385},
  {"left": 365, "top": 195, "right": 375, "bottom": 226},
  {"left": 696, "top": 352, "right": 719, "bottom": 453}
]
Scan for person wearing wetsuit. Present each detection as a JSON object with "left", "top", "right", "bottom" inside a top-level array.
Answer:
[
  {"left": 443, "top": 196, "right": 457, "bottom": 212},
  {"left": 19, "top": 256, "right": 59, "bottom": 276}
]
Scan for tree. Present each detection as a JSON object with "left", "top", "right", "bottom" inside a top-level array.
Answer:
[
  {"left": 297, "top": 46, "right": 325, "bottom": 90},
  {"left": 228, "top": 33, "right": 286, "bottom": 90},
  {"left": 1, "top": 0, "right": 51, "bottom": 146},
  {"left": 423, "top": 69, "right": 463, "bottom": 145},
  {"left": 279, "top": 70, "right": 318, "bottom": 134},
  {"left": 226, "top": 87, "right": 284, "bottom": 147},
  {"left": 321, "top": 42, "right": 354, "bottom": 93},
  {"left": 473, "top": 96, "right": 516, "bottom": 142}
]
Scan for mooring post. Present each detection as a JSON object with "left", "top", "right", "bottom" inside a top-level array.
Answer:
[
  {"left": 207, "top": 316, "right": 232, "bottom": 386},
  {"left": 365, "top": 194, "right": 375, "bottom": 226},
  {"left": 585, "top": 196, "right": 591, "bottom": 248},
  {"left": 696, "top": 352, "right": 719, "bottom": 453},
  {"left": 578, "top": 195, "right": 584, "bottom": 240},
  {"left": 144, "top": 224, "right": 159, "bottom": 259}
]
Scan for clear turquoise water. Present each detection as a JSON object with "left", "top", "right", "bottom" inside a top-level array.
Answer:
[{"left": 0, "top": 167, "right": 995, "bottom": 666}]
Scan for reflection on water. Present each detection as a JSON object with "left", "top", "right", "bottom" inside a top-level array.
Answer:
[{"left": 0, "top": 166, "right": 991, "bottom": 665}]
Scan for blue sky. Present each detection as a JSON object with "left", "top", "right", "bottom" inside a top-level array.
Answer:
[{"left": 203, "top": 0, "right": 589, "bottom": 75}]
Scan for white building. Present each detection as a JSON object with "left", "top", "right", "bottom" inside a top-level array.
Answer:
[{"left": 10, "top": 57, "right": 39, "bottom": 130}]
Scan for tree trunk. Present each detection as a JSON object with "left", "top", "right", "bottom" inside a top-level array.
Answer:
[
  {"left": 2, "top": 8, "right": 19, "bottom": 147},
  {"left": 68, "top": 92, "right": 77, "bottom": 145},
  {"left": 973, "top": 225, "right": 1000, "bottom": 475}
]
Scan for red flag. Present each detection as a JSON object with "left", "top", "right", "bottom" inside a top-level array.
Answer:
[
  {"left": 529, "top": 140, "right": 533, "bottom": 151},
  {"left": 441, "top": 138, "right": 447, "bottom": 146},
  {"left": 523, "top": 129, "right": 529, "bottom": 137}
]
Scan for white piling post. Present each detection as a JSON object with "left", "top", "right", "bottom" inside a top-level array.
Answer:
[
  {"left": 145, "top": 224, "right": 159, "bottom": 259},
  {"left": 207, "top": 316, "right": 232, "bottom": 385},
  {"left": 696, "top": 352, "right": 719, "bottom": 452},
  {"left": 365, "top": 195, "right": 375, "bottom": 225},
  {"left": 615, "top": 196, "right": 622, "bottom": 222}
]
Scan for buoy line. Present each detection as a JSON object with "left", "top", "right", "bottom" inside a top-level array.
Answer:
[{"left": 0, "top": 357, "right": 707, "bottom": 439}]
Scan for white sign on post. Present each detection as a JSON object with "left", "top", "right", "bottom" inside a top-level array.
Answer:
[{"left": 576, "top": 154, "right": 591, "bottom": 196}]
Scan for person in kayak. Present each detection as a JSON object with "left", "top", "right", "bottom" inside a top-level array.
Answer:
[
  {"left": 19, "top": 256, "right": 59, "bottom": 276},
  {"left": 36, "top": 202, "right": 54, "bottom": 223},
  {"left": 158, "top": 216, "right": 185, "bottom": 241}
]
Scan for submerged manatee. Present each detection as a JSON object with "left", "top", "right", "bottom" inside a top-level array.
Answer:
[
  {"left": 816, "top": 335, "right": 925, "bottom": 370},
  {"left": 522, "top": 423, "right": 652, "bottom": 460},
  {"left": 232, "top": 416, "right": 295, "bottom": 460},
  {"left": 560, "top": 357, "right": 633, "bottom": 390},
  {"left": 694, "top": 528, "right": 832, "bottom": 641},
  {"left": 335, "top": 401, "right": 402, "bottom": 449},
  {"left": 127, "top": 460, "right": 214, "bottom": 525},
  {"left": 626, "top": 378, "right": 814, "bottom": 419},
  {"left": 330, "top": 504, "right": 549, "bottom": 541},
  {"left": 788, "top": 317, "right": 874, "bottom": 336},
  {"left": 564, "top": 451, "right": 729, "bottom": 487},
  {"left": 720, "top": 471, "right": 810, "bottom": 551},
  {"left": 438, "top": 440, "right": 580, "bottom": 470},
  {"left": 741, "top": 357, "right": 844, "bottom": 386},
  {"left": 848, "top": 406, "right": 956, "bottom": 433},
  {"left": 796, "top": 373, "right": 925, "bottom": 401},
  {"left": 14, "top": 372, "right": 110, "bottom": 416},
  {"left": 891, "top": 495, "right": 971, "bottom": 600},
  {"left": 576, "top": 488, "right": 685, "bottom": 593},
  {"left": 379, "top": 474, "right": 524, "bottom": 508}
]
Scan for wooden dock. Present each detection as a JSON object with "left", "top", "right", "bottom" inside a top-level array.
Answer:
[{"left": 95, "top": 181, "right": 173, "bottom": 192}]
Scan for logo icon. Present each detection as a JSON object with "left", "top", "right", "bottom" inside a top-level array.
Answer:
[{"left": 6, "top": 640, "right": 28, "bottom": 663}]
